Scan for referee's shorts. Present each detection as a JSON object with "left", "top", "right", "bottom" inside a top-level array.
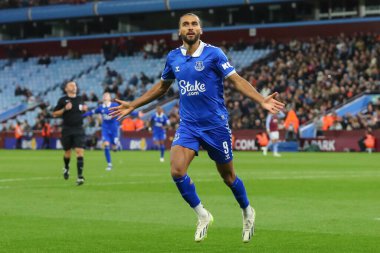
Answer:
[{"left": 61, "top": 127, "right": 85, "bottom": 151}]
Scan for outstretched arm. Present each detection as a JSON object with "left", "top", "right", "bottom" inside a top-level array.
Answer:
[
  {"left": 227, "top": 73, "right": 284, "bottom": 114},
  {"left": 82, "top": 110, "right": 94, "bottom": 118},
  {"left": 109, "top": 80, "right": 173, "bottom": 120}
]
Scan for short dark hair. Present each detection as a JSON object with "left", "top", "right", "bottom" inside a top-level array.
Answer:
[
  {"left": 179, "top": 13, "right": 202, "bottom": 28},
  {"left": 65, "top": 81, "right": 76, "bottom": 88}
]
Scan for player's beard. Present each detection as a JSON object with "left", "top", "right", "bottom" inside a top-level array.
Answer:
[{"left": 181, "top": 33, "right": 200, "bottom": 45}]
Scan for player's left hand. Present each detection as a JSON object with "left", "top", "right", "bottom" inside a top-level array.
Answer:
[
  {"left": 261, "top": 92, "right": 285, "bottom": 114},
  {"left": 109, "top": 99, "right": 135, "bottom": 121}
]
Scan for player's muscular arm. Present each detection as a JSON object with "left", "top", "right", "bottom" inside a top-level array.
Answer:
[
  {"left": 228, "top": 73, "right": 265, "bottom": 104},
  {"left": 130, "top": 80, "right": 172, "bottom": 109},
  {"left": 227, "top": 73, "right": 285, "bottom": 114},
  {"left": 110, "top": 80, "right": 173, "bottom": 120}
]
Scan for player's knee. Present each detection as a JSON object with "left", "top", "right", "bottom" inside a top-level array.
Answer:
[
  {"left": 64, "top": 150, "right": 71, "bottom": 157},
  {"left": 170, "top": 164, "right": 186, "bottom": 178},
  {"left": 75, "top": 148, "right": 84, "bottom": 157},
  {"left": 220, "top": 172, "right": 236, "bottom": 186}
]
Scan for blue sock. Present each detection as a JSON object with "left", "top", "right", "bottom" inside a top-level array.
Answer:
[
  {"left": 160, "top": 144, "right": 165, "bottom": 158},
  {"left": 173, "top": 174, "right": 201, "bottom": 208},
  {"left": 104, "top": 146, "right": 111, "bottom": 164},
  {"left": 229, "top": 176, "right": 250, "bottom": 209},
  {"left": 267, "top": 141, "right": 272, "bottom": 151},
  {"left": 274, "top": 143, "right": 278, "bottom": 153}
]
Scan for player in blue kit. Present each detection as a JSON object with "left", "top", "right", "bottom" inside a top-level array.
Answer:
[
  {"left": 83, "top": 92, "right": 120, "bottom": 171},
  {"left": 150, "top": 106, "right": 170, "bottom": 162},
  {"left": 110, "top": 13, "right": 284, "bottom": 242}
]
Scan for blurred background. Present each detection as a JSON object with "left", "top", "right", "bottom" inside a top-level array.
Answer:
[{"left": 0, "top": 0, "right": 379, "bottom": 152}]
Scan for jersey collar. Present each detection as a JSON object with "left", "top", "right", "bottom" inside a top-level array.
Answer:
[
  {"left": 103, "top": 101, "right": 111, "bottom": 107},
  {"left": 180, "top": 41, "right": 205, "bottom": 58}
]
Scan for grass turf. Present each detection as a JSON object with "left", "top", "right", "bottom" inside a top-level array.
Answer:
[{"left": 0, "top": 150, "right": 379, "bottom": 253}]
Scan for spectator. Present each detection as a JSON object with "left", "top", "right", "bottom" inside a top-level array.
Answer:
[
  {"left": 41, "top": 120, "right": 51, "bottom": 149},
  {"left": 128, "top": 75, "right": 138, "bottom": 86},
  {"left": 15, "top": 85, "right": 24, "bottom": 96},
  {"left": 255, "top": 132, "right": 269, "bottom": 155},
  {"left": 21, "top": 49, "right": 30, "bottom": 62},
  {"left": 140, "top": 72, "right": 151, "bottom": 85},
  {"left": 14, "top": 121, "right": 23, "bottom": 149},
  {"left": 358, "top": 128, "right": 376, "bottom": 152},
  {"left": 81, "top": 92, "right": 89, "bottom": 102},
  {"left": 121, "top": 116, "right": 135, "bottom": 132},
  {"left": 102, "top": 40, "right": 112, "bottom": 61},
  {"left": 37, "top": 54, "right": 51, "bottom": 65},
  {"left": 89, "top": 92, "right": 99, "bottom": 102},
  {"left": 134, "top": 115, "right": 145, "bottom": 131}
]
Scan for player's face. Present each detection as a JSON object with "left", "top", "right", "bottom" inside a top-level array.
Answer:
[
  {"left": 157, "top": 107, "right": 163, "bottom": 114},
  {"left": 65, "top": 82, "right": 77, "bottom": 94},
  {"left": 179, "top": 15, "right": 202, "bottom": 46},
  {"left": 103, "top": 93, "right": 111, "bottom": 102}
]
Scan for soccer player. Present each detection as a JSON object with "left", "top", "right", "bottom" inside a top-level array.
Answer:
[
  {"left": 53, "top": 81, "right": 87, "bottom": 185},
  {"left": 83, "top": 92, "right": 120, "bottom": 171},
  {"left": 150, "top": 106, "right": 170, "bottom": 162},
  {"left": 266, "top": 111, "right": 285, "bottom": 157},
  {"left": 110, "top": 13, "right": 284, "bottom": 242}
]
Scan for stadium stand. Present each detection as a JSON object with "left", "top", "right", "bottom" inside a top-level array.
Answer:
[
  {"left": 0, "top": 0, "right": 96, "bottom": 9},
  {"left": 223, "top": 33, "right": 380, "bottom": 132},
  {"left": 1, "top": 33, "right": 379, "bottom": 134},
  {"left": 0, "top": 0, "right": 379, "bottom": 148},
  {"left": 0, "top": 41, "right": 273, "bottom": 133},
  {"left": 0, "top": 54, "right": 102, "bottom": 127}
]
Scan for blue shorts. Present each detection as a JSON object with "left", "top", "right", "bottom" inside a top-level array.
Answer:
[
  {"left": 153, "top": 132, "right": 166, "bottom": 142},
  {"left": 172, "top": 123, "right": 233, "bottom": 164},
  {"left": 102, "top": 128, "right": 119, "bottom": 145}
]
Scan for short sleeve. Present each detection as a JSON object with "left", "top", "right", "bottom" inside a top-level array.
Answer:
[
  {"left": 94, "top": 106, "right": 101, "bottom": 114},
  {"left": 214, "top": 48, "right": 236, "bottom": 79},
  {"left": 53, "top": 98, "right": 65, "bottom": 111},
  {"left": 161, "top": 54, "right": 175, "bottom": 81}
]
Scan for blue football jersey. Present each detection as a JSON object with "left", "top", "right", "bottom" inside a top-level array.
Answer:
[
  {"left": 151, "top": 113, "right": 169, "bottom": 135},
  {"left": 94, "top": 102, "right": 120, "bottom": 130},
  {"left": 161, "top": 41, "right": 236, "bottom": 130}
]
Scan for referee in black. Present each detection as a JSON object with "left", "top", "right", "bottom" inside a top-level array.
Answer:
[{"left": 53, "top": 81, "right": 87, "bottom": 185}]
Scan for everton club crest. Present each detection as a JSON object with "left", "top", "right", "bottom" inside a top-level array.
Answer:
[{"left": 194, "top": 61, "right": 205, "bottom": 71}]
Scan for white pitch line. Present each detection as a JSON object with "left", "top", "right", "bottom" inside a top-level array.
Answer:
[
  {"left": 0, "top": 172, "right": 379, "bottom": 188},
  {"left": 0, "top": 177, "right": 56, "bottom": 183},
  {"left": 374, "top": 218, "right": 380, "bottom": 221}
]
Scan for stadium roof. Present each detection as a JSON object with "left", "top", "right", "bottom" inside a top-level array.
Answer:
[{"left": 0, "top": 0, "right": 301, "bottom": 24}]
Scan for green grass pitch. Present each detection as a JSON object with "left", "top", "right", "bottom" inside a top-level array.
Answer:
[{"left": 0, "top": 150, "right": 379, "bottom": 253}]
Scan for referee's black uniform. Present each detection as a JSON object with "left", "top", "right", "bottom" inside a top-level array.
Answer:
[
  {"left": 54, "top": 95, "right": 85, "bottom": 183},
  {"left": 54, "top": 95, "right": 85, "bottom": 150}
]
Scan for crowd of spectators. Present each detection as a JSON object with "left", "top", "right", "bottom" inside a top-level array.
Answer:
[
  {"left": 142, "top": 40, "right": 169, "bottom": 59},
  {"left": 101, "top": 38, "right": 137, "bottom": 61},
  {"left": 99, "top": 66, "right": 175, "bottom": 104},
  {"left": 224, "top": 33, "right": 380, "bottom": 131},
  {"left": 314, "top": 100, "right": 380, "bottom": 134},
  {"left": 2, "top": 33, "right": 379, "bottom": 142},
  {"left": 37, "top": 55, "right": 51, "bottom": 65}
]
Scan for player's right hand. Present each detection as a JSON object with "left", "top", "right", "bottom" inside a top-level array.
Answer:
[
  {"left": 65, "top": 102, "right": 72, "bottom": 111},
  {"left": 109, "top": 99, "right": 135, "bottom": 121}
]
